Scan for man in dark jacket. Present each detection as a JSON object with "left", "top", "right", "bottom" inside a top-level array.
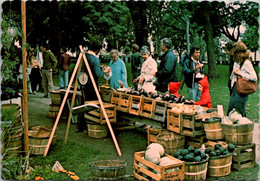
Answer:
[
  {"left": 77, "top": 40, "right": 110, "bottom": 132},
  {"left": 58, "top": 47, "right": 71, "bottom": 90},
  {"left": 153, "top": 38, "right": 178, "bottom": 92},
  {"left": 182, "top": 46, "right": 204, "bottom": 101},
  {"left": 130, "top": 43, "right": 142, "bottom": 90}
]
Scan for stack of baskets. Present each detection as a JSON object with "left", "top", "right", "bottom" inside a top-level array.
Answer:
[{"left": 48, "top": 91, "right": 68, "bottom": 119}]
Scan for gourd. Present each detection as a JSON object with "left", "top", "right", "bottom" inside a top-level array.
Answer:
[{"left": 147, "top": 143, "right": 165, "bottom": 157}]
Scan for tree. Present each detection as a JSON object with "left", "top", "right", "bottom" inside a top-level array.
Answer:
[{"left": 126, "top": 1, "right": 148, "bottom": 47}]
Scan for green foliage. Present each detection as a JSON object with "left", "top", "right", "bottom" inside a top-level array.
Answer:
[
  {"left": 1, "top": 155, "right": 27, "bottom": 180},
  {"left": 1, "top": 10, "right": 22, "bottom": 88}
]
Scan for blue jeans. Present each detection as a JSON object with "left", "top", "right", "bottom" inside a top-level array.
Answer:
[
  {"left": 187, "top": 82, "right": 201, "bottom": 101},
  {"left": 59, "top": 70, "right": 69, "bottom": 89}
]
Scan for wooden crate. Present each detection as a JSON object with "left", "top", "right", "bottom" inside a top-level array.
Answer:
[
  {"left": 117, "top": 93, "right": 131, "bottom": 112},
  {"left": 167, "top": 110, "right": 181, "bottom": 133},
  {"left": 232, "top": 144, "right": 256, "bottom": 170},
  {"left": 140, "top": 97, "right": 154, "bottom": 119},
  {"left": 129, "top": 95, "right": 142, "bottom": 116},
  {"left": 152, "top": 100, "right": 167, "bottom": 122},
  {"left": 147, "top": 127, "right": 168, "bottom": 145},
  {"left": 180, "top": 112, "right": 205, "bottom": 137},
  {"left": 99, "top": 87, "right": 111, "bottom": 103},
  {"left": 186, "top": 135, "right": 207, "bottom": 148},
  {"left": 134, "top": 151, "right": 185, "bottom": 181},
  {"left": 84, "top": 101, "right": 116, "bottom": 124},
  {"left": 110, "top": 92, "right": 121, "bottom": 108}
]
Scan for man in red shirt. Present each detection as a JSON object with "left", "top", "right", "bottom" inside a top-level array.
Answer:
[{"left": 58, "top": 47, "right": 71, "bottom": 90}]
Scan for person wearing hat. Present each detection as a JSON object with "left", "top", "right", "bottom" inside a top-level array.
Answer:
[
  {"left": 153, "top": 38, "right": 178, "bottom": 92},
  {"left": 130, "top": 43, "right": 142, "bottom": 90}
]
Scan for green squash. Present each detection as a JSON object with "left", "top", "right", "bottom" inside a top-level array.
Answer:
[
  {"left": 187, "top": 146, "right": 194, "bottom": 153},
  {"left": 223, "top": 150, "right": 230, "bottom": 155},
  {"left": 184, "top": 153, "right": 194, "bottom": 162},
  {"left": 205, "top": 148, "right": 212, "bottom": 154},
  {"left": 194, "top": 156, "right": 201, "bottom": 162},
  {"left": 215, "top": 150, "right": 221, "bottom": 156},
  {"left": 218, "top": 147, "right": 225, "bottom": 154},
  {"left": 214, "top": 144, "right": 222, "bottom": 150},
  {"left": 194, "top": 148, "right": 201, "bottom": 156},
  {"left": 227, "top": 143, "right": 235, "bottom": 152},
  {"left": 210, "top": 151, "right": 217, "bottom": 157},
  {"left": 201, "top": 152, "right": 206, "bottom": 159},
  {"left": 174, "top": 150, "right": 180, "bottom": 157}
]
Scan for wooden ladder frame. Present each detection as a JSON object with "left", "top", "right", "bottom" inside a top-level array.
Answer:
[{"left": 43, "top": 45, "right": 122, "bottom": 156}]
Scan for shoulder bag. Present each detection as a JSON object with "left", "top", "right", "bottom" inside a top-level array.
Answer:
[{"left": 236, "top": 61, "right": 257, "bottom": 95}]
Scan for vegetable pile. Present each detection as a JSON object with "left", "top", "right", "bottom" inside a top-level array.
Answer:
[
  {"left": 206, "top": 143, "right": 235, "bottom": 157},
  {"left": 173, "top": 146, "right": 207, "bottom": 163}
]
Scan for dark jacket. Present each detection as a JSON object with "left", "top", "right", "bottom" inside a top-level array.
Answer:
[
  {"left": 157, "top": 49, "right": 177, "bottom": 92},
  {"left": 42, "top": 51, "right": 57, "bottom": 70},
  {"left": 182, "top": 56, "right": 204, "bottom": 88},
  {"left": 59, "top": 53, "right": 71, "bottom": 71},
  {"left": 81, "top": 52, "right": 104, "bottom": 101},
  {"left": 195, "top": 76, "right": 212, "bottom": 108},
  {"left": 131, "top": 52, "right": 142, "bottom": 78}
]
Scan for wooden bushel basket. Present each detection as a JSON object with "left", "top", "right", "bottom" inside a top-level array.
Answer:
[
  {"left": 156, "top": 131, "right": 185, "bottom": 155},
  {"left": 4, "top": 126, "right": 24, "bottom": 157},
  {"left": 208, "top": 153, "right": 232, "bottom": 177},
  {"left": 222, "top": 123, "right": 254, "bottom": 145},
  {"left": 202, "top": 117, "right": 224, "bottom": 140},
  {"left": 50, "top": 91, "right": 61, "bottom": 105},
  {"left": 28, "top": 126, "right": 57, "bottom": 155},
  {"left": 87, "top": 123, "right": 108, "bottom": 139},
  {"left": 89, "top": 160, "right": 127, "bottom": 180},
  {"left": 184, "top": 155, "right": 209, "bottom": 180}
]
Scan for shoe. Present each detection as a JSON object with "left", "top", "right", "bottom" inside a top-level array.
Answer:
[
  {"left": 33, "top": 91, "right": 36, "bottom": 94},
  {"left": 75, "top": 128, "right": 83, "bottom": 132},
  {"left": 43, "top": 95, "right": 48, "bottom": 98},
  {"left": 59, "top": 87, "right": 64, "bottom": 90}
]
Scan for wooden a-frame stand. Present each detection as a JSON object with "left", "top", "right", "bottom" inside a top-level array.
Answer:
[{"left": 44, "top": 45, "right": 122, "bottom": 156}]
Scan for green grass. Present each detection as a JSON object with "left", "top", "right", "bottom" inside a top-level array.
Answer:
[{"left": 29, "top": 141, "right": 111, "bottom": 180}]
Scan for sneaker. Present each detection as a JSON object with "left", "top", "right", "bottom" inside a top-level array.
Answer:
[{"left": 33, "top": 91, "right": 36, "bottom": 94}]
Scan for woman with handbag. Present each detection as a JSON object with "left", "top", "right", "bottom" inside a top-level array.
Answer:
[{"left": 227, "top": 42, "right": 257, "bottom": 117}]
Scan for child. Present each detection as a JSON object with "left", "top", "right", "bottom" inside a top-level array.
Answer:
[
  {"left": 191, "top": 76, "right": 212, "bottom": 108},
  {"left": 168, "top": 82, "right": 181, "bottom": 98}
]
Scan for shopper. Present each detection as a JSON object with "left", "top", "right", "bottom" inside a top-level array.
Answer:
[{"left": 58, "top": 47, "right": 71, "bottom": 90}]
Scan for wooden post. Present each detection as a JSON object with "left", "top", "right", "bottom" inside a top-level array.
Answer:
[
  {"left": 44, "top": 53, "right": 83, "bottom": 156},
  {"left": 80, "top": 46, "right": 122, "bottom": 156},
  {"left": 21, "top": 1, "right": 29, "bottom": 157},
  {"left": 64, "top": 58, "right": 82, "bottom": 143}
]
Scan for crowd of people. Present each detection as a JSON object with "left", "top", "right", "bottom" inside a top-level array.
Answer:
[
  {"left": 11, "top": 38, "right": 256, "bottom": 132},
  {"left": 75, "top": 38, "right": 257, "bottom": 132}
]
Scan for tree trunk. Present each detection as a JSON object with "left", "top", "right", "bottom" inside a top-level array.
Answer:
[
  {"left": 126, "top": 1, "right": 148, "bottom": 47},
  {"left": 201, "top": 2, "right": 219, "bottom": 78},
  {"left": 49, "top": 1, "right": 61, "bottom": 57}
]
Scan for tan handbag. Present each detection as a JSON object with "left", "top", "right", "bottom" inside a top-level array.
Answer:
[{"left": 236, "top": 75, "right": 257, "bottom": 95}]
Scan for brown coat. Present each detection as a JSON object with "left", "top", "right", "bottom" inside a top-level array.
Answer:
[{"left": 59, "top": 53, "right": 71, "bottom": 71}]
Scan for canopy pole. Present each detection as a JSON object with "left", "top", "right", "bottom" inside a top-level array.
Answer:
[{"left": 22, "top": 0, "right": 29, "bottom": 157}]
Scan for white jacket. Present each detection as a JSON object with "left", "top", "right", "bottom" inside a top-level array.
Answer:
[
  {"left": 230, "top": 59, "right": 257, "bottom": 88},
  {"left": 138, "top": 56, "right": 157, "bottom": 93}
]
